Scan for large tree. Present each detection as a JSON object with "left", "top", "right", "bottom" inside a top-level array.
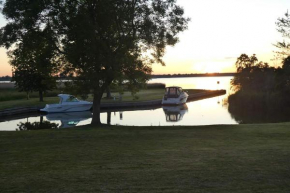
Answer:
[
  {"left": 8, "top": 29, "right": 59, "bottom": 101},
  {"left": 0, "top": 1, "right": 60, "bottom": 102},
  {"left": 1, "top": 0, "right": 189, "bottom": 125}
]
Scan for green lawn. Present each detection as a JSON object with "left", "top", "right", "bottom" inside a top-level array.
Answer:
[
  {"left": 0, "top": 97, "right": 59, "bottom": 110},
  {"left": 0, "top": 89, "right": 165, "bottom": 110},
  {"left": 0, "top": 88, "right": 60, "bottom": 102},
  {"left": 1, "top": 123, "right": 290, "bottom": 192}
]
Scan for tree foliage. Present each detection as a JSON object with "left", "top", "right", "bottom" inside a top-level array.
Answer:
[
  {"left": 275, "top": 11, "right": 290, "bottom": 57},
  {"left": 1, "top": 1, "right": 60, "bottom": 101},
  {"left": 232, "top": 54, "right": 274, "bottom": 93},
  {"left": 235, "top": 54, "right": 258, "bottom": 72},
  {"left": 229, "top": 54, "right": 290, "bottom": 124},
  {"left": 12, "top": 69, "right": 38, "bottom": 99}
]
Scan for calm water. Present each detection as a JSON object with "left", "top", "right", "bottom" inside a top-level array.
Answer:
[{"left": 0, "top": 76, "right": 238, "bottom": 131}]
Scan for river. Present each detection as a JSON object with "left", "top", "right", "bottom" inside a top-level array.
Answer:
[{"left": 0, "top": 76, "right": 238, "bottom": 131}]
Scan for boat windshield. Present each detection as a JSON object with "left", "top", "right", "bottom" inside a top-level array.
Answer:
[
  {"left": 66, "top": 96, "right": 79, "bottom": 102},
  {"left": 166, "top": 87, "right": 181, "bottom": 96},
  {"left": 166, "top": 113, "right": 181, "bottom": 122}
]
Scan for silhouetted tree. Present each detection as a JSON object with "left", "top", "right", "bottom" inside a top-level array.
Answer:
[
  {"left": 275, "top": 11, "right": 290, "bottom": 57},
  {"left": 277, "top": 56, "right": 290, "bottom": 93},
  {"left": 59, "top": 0, "right": 189, "bottom": 125},
  {"left": 228, "top": 54, "right": 290, "bottom": 124},
  {"left": 1, "top": 3, "right": 59, "bottom": 102},
  {"left": 231, "top": 54, "right": 275, "bottom": 93},
  {"left": 235, "top": 54, "right": 258, "bottom": 72},
  {"left": 12, "top": 69, "right": 36, "bottom": 99}
]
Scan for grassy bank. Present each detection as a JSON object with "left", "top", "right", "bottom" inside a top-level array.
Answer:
[
  {"left": 1, "top": 123, "right": 290, "bottom": 192},
  {"left": 0, "top": 89, "right": 165, "bottom": 110},
  {"left": 0, "top": 89, "right": 208, "bottom": 110},
  {"left": 0, "top": 83, "right": 166, "bottom": 102},
  {"left": 0, "top": 88, "right": 61, "bottom": 102}
]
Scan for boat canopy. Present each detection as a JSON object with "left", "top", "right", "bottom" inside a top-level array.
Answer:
[{"left": 58, "top": 94, "right": 80, "bottom": 104}]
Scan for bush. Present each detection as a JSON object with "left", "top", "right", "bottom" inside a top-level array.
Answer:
[{"left": 17, "top": 121, "right": 59, "bottom": 131}]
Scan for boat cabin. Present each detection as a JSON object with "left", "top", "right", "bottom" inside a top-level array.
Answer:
[{"left": 164, "top": 87, "right": 184, "bottom": 98}]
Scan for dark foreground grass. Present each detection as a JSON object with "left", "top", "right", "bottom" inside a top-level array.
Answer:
[{"left": 1, "top": 123, "right": 290, "bottom": 192}]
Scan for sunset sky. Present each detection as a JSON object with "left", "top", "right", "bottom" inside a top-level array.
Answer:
[{"left": 0, "top": 0, "right": 289, "bottom": 76}]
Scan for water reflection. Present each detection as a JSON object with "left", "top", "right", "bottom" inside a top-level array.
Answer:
[
  {"left": 1, "top": 96, "right": 236, "bottom": 130},
  {"left": 163, "top": 104, "right": 188, "bottom": 122},
  {"left": 228, "top": 94, "right": 290, "bottom": 124},
  {"left": 46, "top": 111, "right": 92, "bottom": 128}
]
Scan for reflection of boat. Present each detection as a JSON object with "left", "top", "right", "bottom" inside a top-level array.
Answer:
[
  {"left": 40, "top": 94, "right": 92, "bottom": 113},
  {"left": 163, "top": 104, "right": 188, "bottom": 122},
  {"left": 162, "top": 87, "right": 189, "bottom": 105},
  {"left": 45, "top": 111, "right": 92, "bottom": 128}
]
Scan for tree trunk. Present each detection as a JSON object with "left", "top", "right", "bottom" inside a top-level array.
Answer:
[
  {"left": 106, "top": 87, "right": 112, "bottom": 99},
  {"left": 26, "top": 92, "right": 30, "bottom": 100},
  {"left": 40, "top": 116, "right": 43, "bottom": 124},
  {"left": 107, "top": 111, "right": 111, "bottom": 125},
  {"left": 91, "top": 93, "right": 103, "bottom": 126},
  {"left": 39, "top": 91, "right": 43, "bottom": 102}
]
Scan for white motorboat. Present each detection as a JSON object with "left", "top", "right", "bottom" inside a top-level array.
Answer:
[
  {"left": 162, "top": 86, "right": 189, "bottom": 105},
  {"left": 163, "top": 104, "right": 188, "bottom": 122},
  {"left": 40, "top": 94, "right": 93, "bottom": 113}
]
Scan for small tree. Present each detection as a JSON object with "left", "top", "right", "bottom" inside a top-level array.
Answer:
[
  {"left": 275, "top": 11, "right": 290, "bottom": 57},
  {"left": 232, "top": 54, "right": 276, "bottom": 93},
  {"left": 12, "top": 69, "right": 36, "bottom": 100},
  {"left": 235, "top": 54, "right": 258, "bottom": 72}
]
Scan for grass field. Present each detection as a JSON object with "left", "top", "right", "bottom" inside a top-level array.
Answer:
[
  {"left": 1, "top": 123, "right": 290, "bottom": 192},
  {"left": 0, "top": 88, "right": 60, "bottom": 102}
]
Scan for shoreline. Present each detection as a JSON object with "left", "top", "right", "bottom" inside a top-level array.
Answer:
[{"left": 0, "top": 90, "right": 226, "bottom": 118}]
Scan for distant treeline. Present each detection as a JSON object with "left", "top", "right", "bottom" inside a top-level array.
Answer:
[
  {"left": 0, "top": 76, "right": 12, "bottom": 81},
  {"left": 151, "top": 73, "right": 236, "bottom": 78},
  {"left": 1, "top": 73, "right": 236, "bottom": 81}
]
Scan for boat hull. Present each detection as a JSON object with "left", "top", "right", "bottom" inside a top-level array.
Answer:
[
  {"left": 162, "top": 93, "right": 188, "bottom": 105},
  {"left": 46, "top": 111, "right": 92, "bottom": 128}
]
